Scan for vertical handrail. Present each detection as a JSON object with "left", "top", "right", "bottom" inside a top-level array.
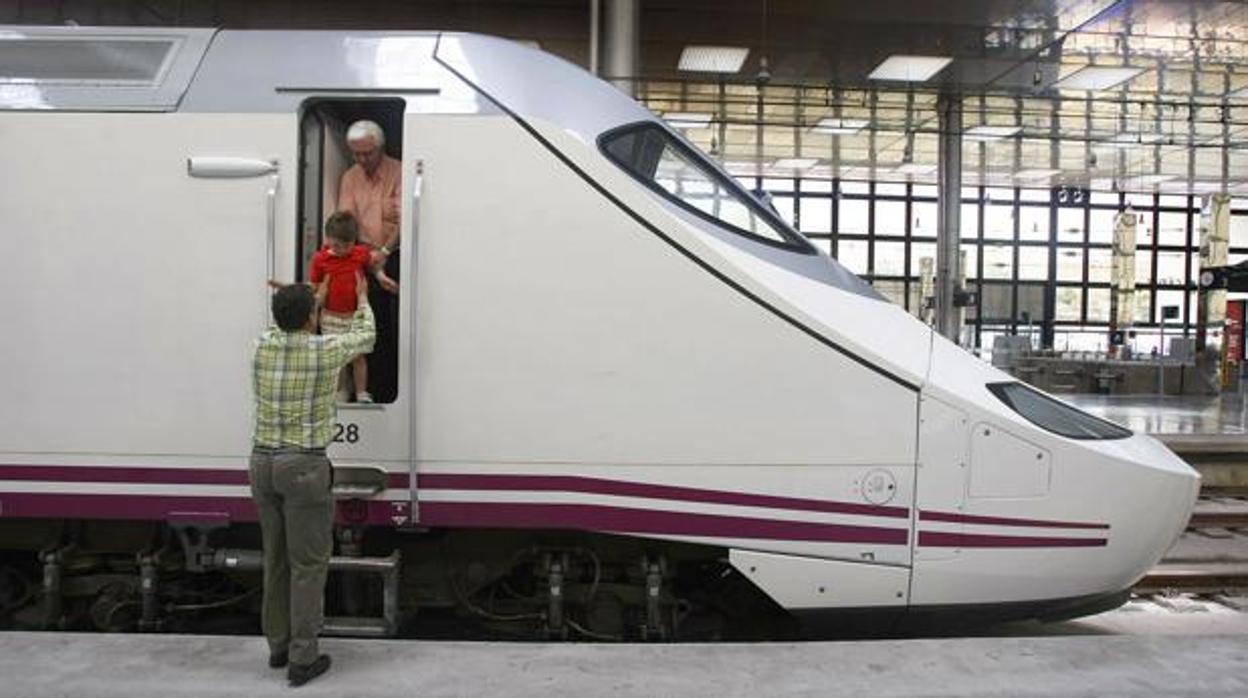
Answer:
[
  {"left": 265, "top": 166, "right": 280, "bottom": 323},
  {"left": 408, "top": 160, "right": 425, "bottom": 524}
]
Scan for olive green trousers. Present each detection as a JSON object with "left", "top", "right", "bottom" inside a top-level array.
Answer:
[{"left": 248, "top": 448, "right": 334, "bottom": 666}]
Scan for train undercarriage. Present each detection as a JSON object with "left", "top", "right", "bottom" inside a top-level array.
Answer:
[{"left": 0, "top": 520, "right": 798, "bottom": 641}]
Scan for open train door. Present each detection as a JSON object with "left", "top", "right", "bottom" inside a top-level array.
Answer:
[{"left": 293, "top": 97, "right": 422, "bottom": 532}]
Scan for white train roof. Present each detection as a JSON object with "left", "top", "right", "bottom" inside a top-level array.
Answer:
[
  {"left": 0, "top": 26, "right": 653, "bottom": 141},
  {"left": 433, "top": 33, "right": 655, "bottom": 144}
]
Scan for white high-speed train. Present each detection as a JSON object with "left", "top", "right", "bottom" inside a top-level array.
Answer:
[{"left": 0, "top": 26, "right": 1198, "bottom": 638}]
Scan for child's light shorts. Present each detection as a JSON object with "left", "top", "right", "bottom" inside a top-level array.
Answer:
[{"left": 319, "top": 309, "right": 355, "bottom": 335}]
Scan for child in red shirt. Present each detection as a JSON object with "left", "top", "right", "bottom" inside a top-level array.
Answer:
[{"left": 310, "top": 211, "right": 398, "bottom": 403}]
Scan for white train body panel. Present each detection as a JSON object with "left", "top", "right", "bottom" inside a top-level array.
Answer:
[
  {"left": 1, "top": 113, "right": 282, "bottom": 458},
  {"left": 909, "top": 337, "right": 1198, "bottom": 606},
  {"left": 0, "top": 27, "right": 1199, "bottom": 618},
  {"left": 412, "top": 116, "right": 918, "bottom": 467}
]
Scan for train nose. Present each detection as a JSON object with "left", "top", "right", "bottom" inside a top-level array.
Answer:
[{"left": 1109, "top": 432, "right": 1201, "bottom": 585}]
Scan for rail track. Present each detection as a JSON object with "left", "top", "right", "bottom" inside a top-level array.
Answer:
[
  {"left": 1135, "top": 441, "right": 1248, "bottom": 593},
  {"left": 1138, "top": 474, "right": 1243, "bottom": 594}
]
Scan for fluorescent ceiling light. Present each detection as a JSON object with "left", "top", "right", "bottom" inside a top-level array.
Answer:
[
  {"left": 811, "top": 117, "right": 868, "bottom": 135},
  {"left": 1157, "top": 180, "right": 1235, "bottom": 194},
  {"left": 1118, "top": 177, "right": 1171, "bottom": 192},
  {"left": 662, "top": 112, "right": 713, "bottom": 127},
  {"left": 868, "top": 55, "right": 953, "bottom": 82},
  {"left": 722, "top": 161, "right": 760, "bottom": 174},
  {"left": 1191, "top": 181, "right": 1234, "bottom": 193},
  {"left": 1121, "top": 174, "right": 1174, "bottom": 186},
  {"left": 1106, "top": 132, "right": 1164, "bottom": 147},
  {"left": 1054, "top": 65, "right": 1145, "bottom": 91},
  {"left": 965, "top": 125, "right": 1022, "bottom": 141},
  {"left": 678, "top": 46, "right": 750, "bottom": 73},
  {"left": 892, "top": 163, "right": 937, "bottom": 176},
  {"left": 1015, "top": 168, "right": 1061, "bottom": 179},
  {"left": 772, "top": 157, "right": 819, "bottom": 170}
]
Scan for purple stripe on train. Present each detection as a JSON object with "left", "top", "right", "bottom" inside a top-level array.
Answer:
[
  {"left": 0, "top": 467, "right": 1112, "bottom": 543},
  {"left": 0, "top": 464, "right": 408, "bottom": 489},
  {"left": 0, "top": 493, "right": 909, "bottom": 544},
  {"left": 421, "top": 501, "right": 909, "bottom": 543},
  {"left": 420, "top": 473, "right": 911, "bottom": 518},
  {"left": 0, "top": 465, "right": 910, "bottom": 519},
  {"left": 918, "top": 531, "right": 1108, "bottom": 548},
  {"left": 920, "top": 509, "right": 1110, "bottom": 531}
]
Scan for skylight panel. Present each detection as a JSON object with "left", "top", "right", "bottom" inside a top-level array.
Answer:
[
  {"left": 1105, "top": 132, "right": 1164, "bottom": 147},
  {"left": 772, "top": 157, "right": 819, "bottom": 171},
  {"left": 662, "top": 111, "right": 713, "bottom": 127},
  {"left": 1054, "top": 65, "right": 1145, "bottom": 91},
  {"left": 868, "top": 55, "right": 953, "bottom": 82},
  {"left": 811, "top": 117, "right": 868, "bottom": 135},
  {"left": 965, "top": 125, "right": 1022, "bottom": 141},
  {"left": 893, "top": 163, "right": 937, "bottom": 176},
  {"left": 678, "top": 46, "right": 750, "bottom": 74},
  {"left": 1015, "top": 169, "right": 1061, "bottom": 179}
]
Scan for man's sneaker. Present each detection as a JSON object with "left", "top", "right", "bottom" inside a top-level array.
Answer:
[
  {"left": 336, "top": 389, "right": 351, "bottom": 403},
  {"left": 268, "top": 651, "right": 288, "bottom": 669},
  {"left": 288, "top": 654, "right": 331, "bottom": 687},
  {"left": 356, "top": 391, "right": 374, "bottom": 404}
]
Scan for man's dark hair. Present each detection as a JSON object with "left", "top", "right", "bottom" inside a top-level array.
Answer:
[
  {"left": 324, "top": 210, "right": 359, "bottom": 243},
  {"left": 272, "top": 284, "right": 316, "bottom": 331}
]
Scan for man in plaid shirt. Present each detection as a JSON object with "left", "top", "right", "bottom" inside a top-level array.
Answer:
[{"left": 250, "top": 274, "right": 374, "bottom": 687}]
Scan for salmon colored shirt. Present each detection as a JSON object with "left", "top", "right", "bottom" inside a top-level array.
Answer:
[{"left": 337, "top": 155, "right": 402, "bottom": 248}]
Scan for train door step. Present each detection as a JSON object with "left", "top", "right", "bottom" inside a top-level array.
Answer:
[
  {"left": 322, "top": 616, "right": 392, "bottom": 637},
  {"left": 323, "top": 551, "right": 402, "bottom": 638},
  {"left": 332, "top": 465, "right": 388, "bottom": 499}
]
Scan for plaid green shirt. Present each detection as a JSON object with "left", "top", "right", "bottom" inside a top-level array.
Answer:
[{"left": 251, "top": 303, "right": 375, "bottom": 449}]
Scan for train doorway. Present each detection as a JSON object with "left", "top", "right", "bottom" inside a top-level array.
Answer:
[{"left": 297, "top": 98, "right": 406, "bottom": 405}]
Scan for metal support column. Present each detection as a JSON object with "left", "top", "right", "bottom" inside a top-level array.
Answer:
[
  {"left": 588, "top": 0, "right": 601, "bottom": 76},
  {"left": 601, "top": 0, "right": 639, "bottom": 96},
  {"left": 936, "top": 94, "right": 963, "bottom": 343}
]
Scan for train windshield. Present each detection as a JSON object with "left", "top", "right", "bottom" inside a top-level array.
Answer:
[
  {"left": 987, "top": 382, "right": 1132, "bottom": 440},
  {"left": 600, "top": 123, "right": 814, "bottom": 253}
]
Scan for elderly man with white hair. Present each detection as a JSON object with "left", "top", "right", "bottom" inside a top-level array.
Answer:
[
  {"left": 338, "top": 119, "right": 401, "bottom": 258},
  {"left": 336, "top": 119, "right": 402, "bottom": 402}
]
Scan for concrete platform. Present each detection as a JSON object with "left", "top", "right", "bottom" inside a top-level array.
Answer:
[
  {"left": 2, "top": 620, "right": 1247, "bottom": 698},
  {"left": 1066, "top": 394, "right": 1247, "bottom": 487},
  {"left": 1066, "top": 393, "right": 1247, "bottom": 437}
]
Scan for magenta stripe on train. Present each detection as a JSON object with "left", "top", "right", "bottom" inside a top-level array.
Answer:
[
  {"left": 0, "top": 465, "right": 909, "bottom": 519},
  {"left": 918, "top": 531, "right": 1108, "bottom": 548},
  {"left": 420, "top": 473, "right": 910, "bottom": 518},
  {"left": 0, "top": 492, "right": 1108, "bottom": 548},
  {"left": 919, "top": 509, "right": 1110, "bottom": 531},
  {"left": 421, "top": 501, "right": 909, "bottom": 543},
  {"left": 0, "top": 464, "right": 408, "bottom": 489},
  {"left": 0, "top": 493, "right": 908, "bottom": 544},
  {"left": 0, "top": 466, "right": 1109, "bottom": 535}
]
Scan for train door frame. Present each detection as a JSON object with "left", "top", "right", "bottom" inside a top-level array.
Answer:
[
  {"left": 290, "top": 96, "right": 417, "bottom": 527},
  {"left": 296, "top": 97, "right": 406, "bottom": 407}
]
